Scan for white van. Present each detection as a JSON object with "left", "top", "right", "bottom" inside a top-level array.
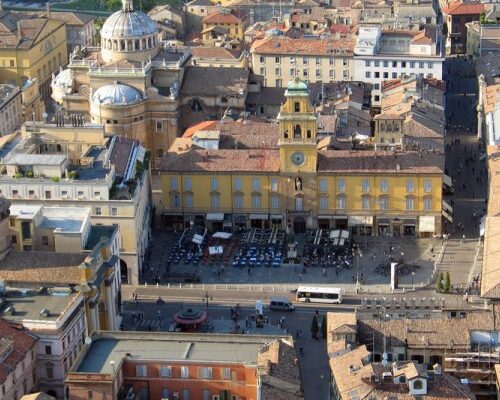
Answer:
[{"left": 269, "top": 297, "right": 295, "bottom": 311}]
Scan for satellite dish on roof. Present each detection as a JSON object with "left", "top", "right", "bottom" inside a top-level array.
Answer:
[{"left": 85, "top": 337, "right": 92, "bottom": 345}]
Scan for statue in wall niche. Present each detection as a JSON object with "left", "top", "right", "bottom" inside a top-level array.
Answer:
[{"left": 295, "top": 177, "right": 302, "bottom": 192}]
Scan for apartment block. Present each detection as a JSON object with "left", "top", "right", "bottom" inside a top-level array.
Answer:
[
  {"left": 0, "top": 121, "right": 151, "bottom": 284},
  {"left": 66, "top": 331, "right": 302, "bottom": 400},
  {"left": 353, "top": 25, "right": 445, "bottom": 106},
  {"left": 251, "top": 36, "right": 354, "bottom": 87}
]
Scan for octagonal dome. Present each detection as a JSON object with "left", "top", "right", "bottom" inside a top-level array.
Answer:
[
  {"left": 92, "top": 81, "right": 143, "bottom": 106},
  {"left": 101, "top": 0, "right": 158, "bottom": 39}
]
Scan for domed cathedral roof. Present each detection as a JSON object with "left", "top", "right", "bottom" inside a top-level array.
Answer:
[
  {"left": 92, "top": 81, "right": 144, "bottom": 106},
  {"left": 285, "top": 77, "right": 309, "bottom": 97},
  {"left": 100, "top": 0, "right": 160, "bottom": 63}
]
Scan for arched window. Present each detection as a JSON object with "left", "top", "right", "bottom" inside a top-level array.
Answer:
[
  {"left": 148, "top": 37, "right": 152, "bottom": 48},
  {"left": 113, "top": 40, "right": 118, "bottom": 50},
  {"left": 379, "top": 123, "right": 385, "bottom": 132},
  {"left": 142, "top": 38, "right": 147, "bottom": 49},
  {"left": 284, "top": 129, "right": 289, "bottom": 139},
  {"left": 294, "top": 124, "right": 301, "bottom": 139},
  {"left": 127, "top": 40, "right": 132, "bottom": 50},
  {"left": 120, "top": 40, "right": 125, "bottom": 51},
  {"left": 413, "top": 379, "right": 423, "bottom": 390},
  {"left": 294, "top": 102, "right": 300, "bottom": 112},
  {"left": 135, "top": 39, "right": 140, "bottom": 50}
]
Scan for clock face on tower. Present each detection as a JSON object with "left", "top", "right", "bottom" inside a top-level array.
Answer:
[{"left": 291, "top": 151, "right": 305, "bottom": 166}]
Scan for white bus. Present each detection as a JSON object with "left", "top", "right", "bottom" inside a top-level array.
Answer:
[{"left": 296, "top": 286, "right": 342, "bottom": 304}]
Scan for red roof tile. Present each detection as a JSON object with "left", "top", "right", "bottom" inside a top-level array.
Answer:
[
  {"left": 442, "top": 1, "right": 483, "bottom": 15},
  {"left": 0, "top": 319, "right": 37, "bottom": 384},
  {"left": 203, "top": 11, "right": 242, "bottom": 24}
]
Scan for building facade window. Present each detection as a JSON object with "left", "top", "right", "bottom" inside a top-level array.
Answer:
[
  {"left": 234, "top": 177, "right": 242, "bottom": 191},
  {"left": 361, "top": 195, "right": 370, "bottom": 210},
  {"left": 184, "top": 193, "right": 193, "bottom": 208},
  {"left": 198, "top": 367, "right": 213, "bottom": 379},
  {"left": 211, "top": 193, "right": 220, "bottom": 208},
  {"left": 160, "top": 366, "right": 172, "bottom": 377},
  {"left": 180, "top": 366, "right": 189, "bottom": 378},
  {"left": 380, "top": 179, "right": 388, "bottom": 193},
  {"left": 234, "top": 194, "right": 243, "bottom": 208},
  {"left": 406, "top": 179, "right": 414, "bottom": 193},
  {"left": 252, "top": 177, "right": 260, "bottom": 191},
  {"left": 319, "top": 195, "right": 328, "bottom": 209},
  {"left": 184, "top": 177, "right": 192, "bottom": 191},
  {"left": 271, "top": 178, "right": 279, "bottom": 191},
  {"left": 423, "top": 179, "right": 432, "bottom": 193},
  {"left": 252, "top": 194, "right": 261, "bottom": 209},
  {"left": 423, "top": 197, "right": 432, "bottom": 211},
  {"left": 170, "top": 177, "right": 178, "bottom": 190},
  {"left": 361, "top": 179, "right": 370, "bottom": 192},
  {"left": 337, "top": 178, "right": 345, "bottom": 192},
  {"left": 379, "top": 196, "right": 388, "bottom": 210},
  {"left": 319, "top": 178, "right": 327, "bottom": 192},
  {"left": 271, "top": 194, "right": 280, "bottom": 208},
  {"left": 170, "top": 194, "right": 180, "bottom": 208},
  {"left": 337, "top": 195, "right": 346, "bottom": 209},
  {"left": 136, "top": 365, "right": 147, "bottom": 377},
  {"left": 406, "top": 196, "right": 415, "bottom": 211},
  {"left": 222, "top": 367, "right": 231, "bottom": 380},
  {"left": 211, "top": 177, "right": 219, "bottom": 190}
]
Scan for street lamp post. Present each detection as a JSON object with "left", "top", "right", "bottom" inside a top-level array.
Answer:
[
  {"left": 411, "top": 271, "right": 415, "bottom": 290},
  {"left": 401, "top": 252, "right": 405, "bottom": 265},
  {"left": 202, "top": 291, "right": 212, "bottom": 317}
]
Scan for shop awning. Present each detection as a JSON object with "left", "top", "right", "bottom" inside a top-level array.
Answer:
[
  {"left": 378, "top": 218, "right": 390, "bottom": 226},
  {"left": 213, "top": 232, "right": 232, "bottom": 239},
  {"left": 206, "top": 213, "right": 224, "bottom": 221},
  {"left": 318, "top": 215, "right": 333, "bottom": 219},
  {"left": 348, "top": 216, "right": 373, "bottom": 226},
  {"left": 442, "top": 209, "right": 453, "bottom": 223},
  {"left": 332, "top": 216, "right": 348, "bottom": 220},
  {"left": 270, "top": 214, "right": 283, "bottom": 219},
  {"left": 403, "top": 219, "right": 416, "bottom": 226},
  {"left": 249, "top": 214, "right": 268, "bottom": 220},
  {"left": 418, "top": 216, "right": 435, "bottom": 233}
]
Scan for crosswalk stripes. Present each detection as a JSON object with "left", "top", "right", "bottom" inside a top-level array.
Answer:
[{"left": 134, "top": 319, "right": 161, "bottom": 331}]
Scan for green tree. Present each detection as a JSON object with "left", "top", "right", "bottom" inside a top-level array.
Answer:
[
  {"left": 444, "top": 271, "right": 451, "bottom": 293},
  {"left": 321, "top": 314, "right": 328, "bottom": 339},
  {"left": 311, "top": 315, "right": 319, "bottom": 339},
  {"left": 436, "top": 272, "right": 444, "bottom": 292}
]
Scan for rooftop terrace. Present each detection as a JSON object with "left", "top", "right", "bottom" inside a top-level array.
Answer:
[{"left": 75, "top": 332, "right": 289, "bottom": 374}]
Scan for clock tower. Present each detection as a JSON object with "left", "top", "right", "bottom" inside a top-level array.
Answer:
[{"left": 277, "top": 77, "right": 318, "bottom": 174}]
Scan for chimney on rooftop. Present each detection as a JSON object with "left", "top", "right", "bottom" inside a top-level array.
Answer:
[{"left": 17, "top": 21, "right": 21, "bottom": 43}]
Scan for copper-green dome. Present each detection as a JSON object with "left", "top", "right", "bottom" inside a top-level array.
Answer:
[{"left": 285, "top": 77, "right": 309, "bottom": 97}]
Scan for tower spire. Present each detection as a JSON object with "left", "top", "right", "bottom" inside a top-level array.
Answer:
[{"left": 122, "top": 0, "right": 133, "bottom": 11}]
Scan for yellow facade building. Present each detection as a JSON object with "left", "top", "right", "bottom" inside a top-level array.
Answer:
[
  {"left": 160, "top": 78, "right": 443, "bottom": 237},
  {"left": 0, "top": 11, "right": 67, "bottom": 100},
  {"left": 201, "top": 9, "right": 245, "bottom": 44}
]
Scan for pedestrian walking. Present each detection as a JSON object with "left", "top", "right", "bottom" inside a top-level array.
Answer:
[
  {"left": 298, "top": 273, "right": 303, "bottom": 281},
  {"left": 322, "top": 267, "right": 327, "bottom": 276}
]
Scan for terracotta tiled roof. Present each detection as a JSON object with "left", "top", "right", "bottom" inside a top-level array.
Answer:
[
  {"left": 258, "top": 338, "right": 303, "bottom": 400},
  {"left": 179, "top": 66, "right": 249, "bottom": 96},
  {"left": 0, "top": 251, "right": 85, "bottom": 285},
  {"left": 251, "top": 36, "right": 354, "bottom": 56},
  {"left": 0, "top": 319, "right": 37, "bottom": 384},
  {"left": 37, "top": 11, "right": 95, "bottom": 25},
  {"left": 190, "top": 46, "right": 241, "bottom": 59},
  {"left": 160, "top": 149, "right": 280, "bottom": 172},
  {"left": 317, "top": 150, "right": 444, "bottom": 174},
  {"left": 442, "top": 1, "right": 483, "bottom": 15},
  {"left": 21, "top": 393, "right": 55, "bottom": 400},
  {"left": 183, "top": 121, "right": 218, "bottom": 138},
  {"left": 202, "top": 11, "right": 242, "bottom": 24},
  {"left": 358, "top": 310, "right": 500, "bottom": 349},
  {"left": 423, "top": 77, "right": 446, "bottom": 91}
]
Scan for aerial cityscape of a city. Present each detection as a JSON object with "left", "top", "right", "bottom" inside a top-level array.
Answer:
[{"left": 0, "top": 0, "right": 496, "bottom": 398}]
